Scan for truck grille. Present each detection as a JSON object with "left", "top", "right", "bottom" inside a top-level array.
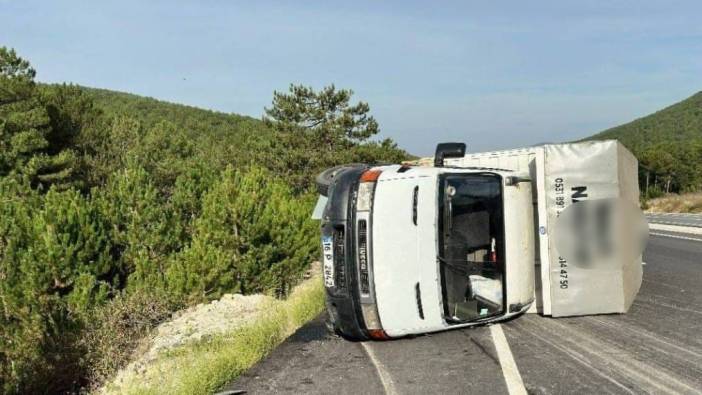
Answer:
[
  {"left": 333, "top": 228, "right": 346, "bottom": 290},
  {"left": 358, "top": 220, "right": 370, "bottom": 295}
]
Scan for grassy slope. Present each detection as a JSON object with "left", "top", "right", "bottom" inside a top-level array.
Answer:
[
  {"left": 586, "top": 91, "right": 702, "bottom": 155},
  {"left": 104, "top": 276, "right": 325, "bottom": 395}
]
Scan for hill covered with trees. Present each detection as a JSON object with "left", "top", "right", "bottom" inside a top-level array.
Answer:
[
  {"left": 587, "top": 91, "right": 702, "bottom": 196},
  {"left": 0, "top": 46, "right": 407, "bottom": 393}
]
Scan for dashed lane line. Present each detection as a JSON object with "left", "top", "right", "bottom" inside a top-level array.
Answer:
[
  {"left": 490, "top": 324, "right": 527, "bottom": 395},
  {"left": 361, "top": 342, "right": 398, "bottom": 395}
]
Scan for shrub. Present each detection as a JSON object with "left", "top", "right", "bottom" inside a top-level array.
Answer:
[
  {"left": 166, "top": 167, "right": 318, "bottom": 301},
  {"left": 92, "top": 166, "right": 183, "bottom": 292},
  {"left": 0, "top": 179, "right": 114, "bottom": 393}
]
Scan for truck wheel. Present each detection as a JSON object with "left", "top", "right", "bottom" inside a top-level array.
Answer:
[{"left": 315, "top": 164, "right": 365, "bottom": 196}]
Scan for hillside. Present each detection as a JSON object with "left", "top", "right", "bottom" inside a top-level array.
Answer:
[
  {"left": 62, "top": 86, "right": 280, "bottom": 176},
  {"left": 81, "top": 86, "right": 267, "bottom": 137},
  {"left": 588, "top": 91, "right": 702, "bottom": 153},
  {"left": 586, "top": 91, "right": 702, "bottom": 194}
]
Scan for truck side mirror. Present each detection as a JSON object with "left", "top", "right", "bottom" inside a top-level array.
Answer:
[{"left": 434, "top": 142, "right": 466, "bottom": 167}]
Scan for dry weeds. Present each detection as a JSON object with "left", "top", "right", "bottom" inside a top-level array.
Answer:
[{"left": 646, "top": 192, "right": 702, "bottom": 213}]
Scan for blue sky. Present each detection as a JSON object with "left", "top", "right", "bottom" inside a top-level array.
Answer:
[{"left": 2, "top": 1, "right": 701, "bottom": 155}]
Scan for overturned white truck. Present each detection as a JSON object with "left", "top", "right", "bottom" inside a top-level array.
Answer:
[{"left": 314, "top": 140, "right": 645, "bottom": 340}]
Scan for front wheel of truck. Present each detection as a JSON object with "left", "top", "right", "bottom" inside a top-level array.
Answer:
[{"left": 315, "top": 164, "right": 366, "bottom": 196}]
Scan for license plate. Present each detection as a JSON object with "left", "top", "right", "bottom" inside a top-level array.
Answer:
[{"left": 321, "top": 235, "right": 334, "bottom": 287}]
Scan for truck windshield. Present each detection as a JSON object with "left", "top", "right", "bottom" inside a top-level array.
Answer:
[{"left": 438, "top": 173, "right": 505, "bottom": 323}]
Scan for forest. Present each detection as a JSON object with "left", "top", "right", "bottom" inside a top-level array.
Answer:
[{"left": 0, "top": 47, "right": 406, "bottom": 393}]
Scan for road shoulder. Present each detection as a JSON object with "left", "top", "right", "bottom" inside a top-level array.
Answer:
[{"left": 219, "top": 315, "right": 384, "bottom": 395}]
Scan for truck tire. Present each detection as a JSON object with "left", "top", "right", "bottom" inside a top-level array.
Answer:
[{"left": 315, "top": 164, "right": 366, "bottom": 196}]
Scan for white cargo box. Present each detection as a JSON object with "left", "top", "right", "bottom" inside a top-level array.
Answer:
[{"left": 442, "top": 140, "right": 642, "bottom": 317}]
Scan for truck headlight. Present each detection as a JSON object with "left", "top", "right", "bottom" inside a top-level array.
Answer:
[
  {"left": 362, "top": 304, "right": 383, "bottom": 330},
  {"left": 357, "top": 182, "right": 374, "bottom": 211},
  {"left": 357, "top": 169, "right": 382, "bottom": 212}
]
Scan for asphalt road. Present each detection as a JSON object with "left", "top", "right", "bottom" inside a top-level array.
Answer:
[
  {"left": 646, "top": 212, "right": 702, "bottom": 228},
  {"left": 221, "top": 230, "right": 702, "bottom": 395}
]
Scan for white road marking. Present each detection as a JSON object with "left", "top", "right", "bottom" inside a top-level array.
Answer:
[
  {"left": 648, "top": 223, "right": 702, "bottom": 235},
  {"left": 650, "top": 232, "right": 702, "bottom": 242},
  {"left": 650, "top": 220, "right": 702, "bottom": 226},
  {"left": 490, "top": 324, "right": 527, "bottom": 395},
  {"left": 647, "top": 212, "right": 702, "bottom": 217},
  {"left": 361, "top": 342, "right": 398, "bottom": 395}
]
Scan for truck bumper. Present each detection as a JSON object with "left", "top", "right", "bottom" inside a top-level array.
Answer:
[{"left": 320, "top": 166, "right": 370, "bottom": 340}]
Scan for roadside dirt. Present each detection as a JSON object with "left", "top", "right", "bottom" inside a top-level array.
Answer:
[
  {"left": 102, "top": 263, "right": 321, "bottom": 393},
  {"left": 104, "top": 292, "right": 273, "bottom": 391}
]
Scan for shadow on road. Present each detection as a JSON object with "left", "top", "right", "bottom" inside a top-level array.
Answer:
[{"left": 288, "top": 315, "right": 331, "bottom": 344}]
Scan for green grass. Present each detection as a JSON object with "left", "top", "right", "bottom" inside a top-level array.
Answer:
[{"left": 103, "top": 277, "right": 325, "bottom": 395}]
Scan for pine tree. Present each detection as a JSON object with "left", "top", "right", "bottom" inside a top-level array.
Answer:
[
  {"left": 0, "top": 47, "right": 78, "bottom": 189},
  {"left": 262, "top": 84, "right": 406, "bottom": 190}
]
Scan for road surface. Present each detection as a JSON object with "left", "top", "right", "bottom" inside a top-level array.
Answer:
[
  {"left": 221, "top": 229, "right": 702, "bottom": 394},
  {"left": 646, "top": 212, "right": 702, "bottom": 228}
]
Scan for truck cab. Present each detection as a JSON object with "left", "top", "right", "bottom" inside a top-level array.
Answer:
[{"left": 319, "top": 147, "right": 535, "bottom": 340}]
